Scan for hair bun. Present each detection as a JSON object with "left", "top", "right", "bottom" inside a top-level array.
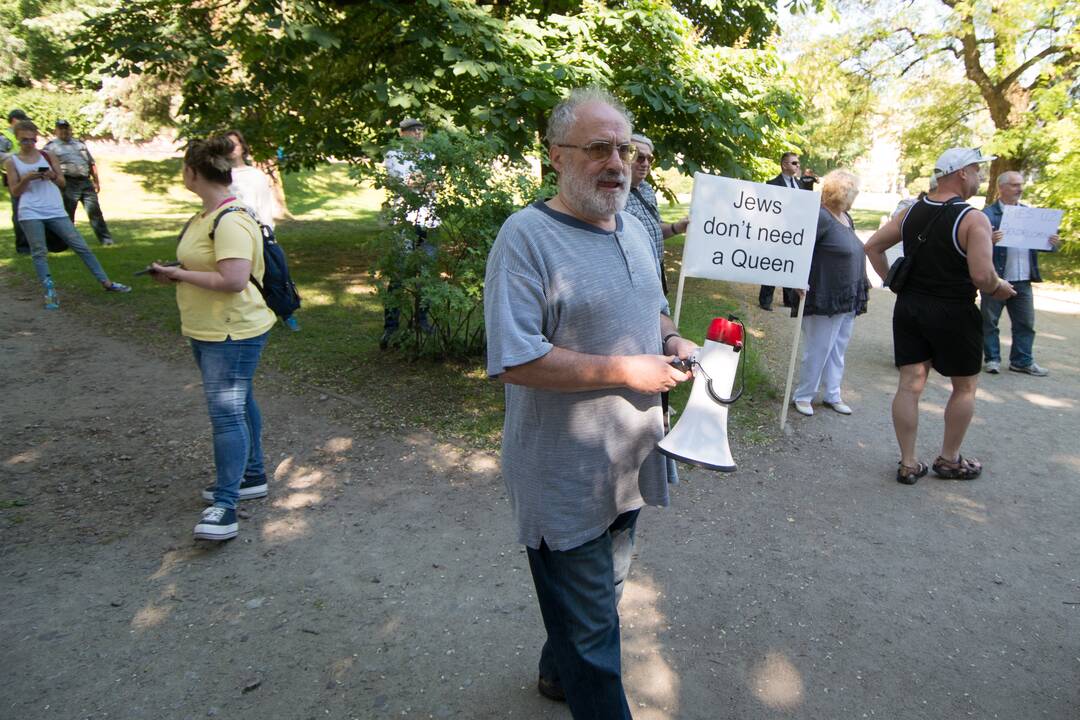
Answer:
[
  {"left": 183, "top": 134, "right": 235, "bottom": 185},
  {"left": 206, "top": 134, "right": 235, "bottom": 172}
]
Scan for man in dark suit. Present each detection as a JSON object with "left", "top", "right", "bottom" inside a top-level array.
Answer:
[{"left": 759, "top": 152, "right": 817, "bottom": 310}]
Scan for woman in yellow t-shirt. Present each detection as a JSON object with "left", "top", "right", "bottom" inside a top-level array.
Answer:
[{"left": 152, "top": 135, "right": 276, "bottom": 542}]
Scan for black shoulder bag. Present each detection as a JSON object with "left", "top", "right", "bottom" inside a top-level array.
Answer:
[{"left": 884, "top": 198, "right": 957, "bottom": 294}]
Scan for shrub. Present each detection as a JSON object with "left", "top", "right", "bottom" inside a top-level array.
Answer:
[
  {"left": 0, "top": 86, "right": 101, "bottom": 137},
  {"left": 367, "top": 130, "right": 541, "bottom": 358}
]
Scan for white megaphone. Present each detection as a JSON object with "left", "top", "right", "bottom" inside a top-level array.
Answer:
[{"left": 658, "top": 316, "right": 746, "bottom": 472}]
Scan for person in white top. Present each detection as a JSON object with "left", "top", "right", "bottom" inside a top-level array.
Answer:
[
  {"left": 225, "top": 129, "right": 299, "bottom": 330},
  {"left": 4, "top": 119, "right": 130, "bottom": 309},
  {"left": 225, "top": 129, "right": 275, "bottom": 228}
]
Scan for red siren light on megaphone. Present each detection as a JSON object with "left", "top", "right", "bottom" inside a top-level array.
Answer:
[{"left": 658, "top": 316, "right": 746, "bottom": 472}]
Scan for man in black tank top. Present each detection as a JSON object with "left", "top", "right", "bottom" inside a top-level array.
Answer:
[{"left": 865, "top": 148, "right": 1016, "bottom": 485}]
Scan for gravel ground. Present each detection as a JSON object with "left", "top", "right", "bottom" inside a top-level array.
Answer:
[{"left": 2, "top": 271, "right": 1078, "bottom": 720}]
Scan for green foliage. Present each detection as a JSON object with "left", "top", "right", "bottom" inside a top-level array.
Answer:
[
  {"left": 1025, "top": 89, "right": 1080, "bottom": 256},
  {"left": 0, "top": 0, "right": 111, "bottom": 88},
  {"left": 84, "top": 74, "right": 177, "bottom": 141},
  {"left": 837, "top": 0, "right": 1077, "bottom": 197},
  {"left": 894, "top": 81, "right": 990, "bottom": 189},
  {"left": 77, "top": 0, "right": 803, "bottom": 177},
  {"left": 368, "top": 130, "right": 540, "bottom": 358},
  {"left": 790, "top": 36, "right": 878, "bottom": 175},
  {"left": 0, "top": 7, "right": 30, "bottom": 85},
  {"left": 0, "top": 86, "right": 100, "bottom": 135}
]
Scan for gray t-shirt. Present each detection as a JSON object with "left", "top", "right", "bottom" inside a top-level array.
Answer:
[{"left": 484, "top": 200, "right": 673, "bottom": 551}]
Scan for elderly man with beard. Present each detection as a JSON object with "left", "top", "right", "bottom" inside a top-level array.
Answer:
[{"left": 484, "top": 88, "right": 697, "bottom": 717}]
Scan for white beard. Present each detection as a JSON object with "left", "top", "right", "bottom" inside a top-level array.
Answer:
[{"left": 560, "top": 164, "right": 629, "bottom": 218}]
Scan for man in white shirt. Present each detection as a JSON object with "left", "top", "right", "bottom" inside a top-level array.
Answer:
[
  {"left": 380, "top": 118, "right": 439, "bottom": 349},
  {"left": 980, "top": 171, "right": 1060, "bottom": 376}
]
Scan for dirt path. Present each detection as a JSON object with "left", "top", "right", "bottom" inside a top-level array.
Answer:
[{"left": 2, "top": 272, "right": 1078, "bottom": 720}]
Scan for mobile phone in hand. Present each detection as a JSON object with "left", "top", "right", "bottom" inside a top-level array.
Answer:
[{"left": 134, "top": 261, "right": 181, "bottom": 277}]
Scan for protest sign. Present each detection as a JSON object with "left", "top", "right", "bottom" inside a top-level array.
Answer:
[
  {"left": 680, "top": 173, "right": 821, "bottom": 289},
  {"left": 671, "top": 173, "right": 823, "bottom": 431},
  {"left": 997, "top": 205, "right": 1063, "bottom": 251}
]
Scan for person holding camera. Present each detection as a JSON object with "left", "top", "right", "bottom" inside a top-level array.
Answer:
[{"left": 4, "top": 119, "right": 130, "bottom": 309}]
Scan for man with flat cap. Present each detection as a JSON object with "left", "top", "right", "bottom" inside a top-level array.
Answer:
[
  {"left": 380, "top": 117, "right": 439, "bottom": 348},
  {"left": 44, "top": 119, "right": 114, "bottom": 245}
]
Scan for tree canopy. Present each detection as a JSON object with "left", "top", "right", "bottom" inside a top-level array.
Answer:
[
  {"left": 78, "top": 0, "right": 806, "bottom": 179},
  {"left": 837, "top": 0, "right": 1078, "bottom": 202}
]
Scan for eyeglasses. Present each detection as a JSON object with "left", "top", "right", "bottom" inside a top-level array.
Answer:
[
  {"left": 556, "top": 141, "right": 638, "bottom": 163},
  {"left": 634, "top": 153, "right": 654, "bottom": 165}
]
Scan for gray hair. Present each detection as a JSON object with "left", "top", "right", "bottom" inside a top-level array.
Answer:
[
  {"left": 630, "top": 133, "right": 653, "bottom": 152},
  {"left": 996, "top": 170, "right": 1023, "bottom": 187},
  {"left": 545, "top": 87, "right": 633, "bottom": 146}
]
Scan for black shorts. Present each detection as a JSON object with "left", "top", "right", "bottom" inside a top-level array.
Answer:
[{"left": 893, "top": 292, "right": 982, "bottom": 376}]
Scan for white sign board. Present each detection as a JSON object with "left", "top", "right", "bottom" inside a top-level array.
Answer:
[
  {"left": 681, "top": 173, "right": 821, "bottom": 289},
  {"left": 997, "top": 205, "right": 1062, "bottom": 251}
]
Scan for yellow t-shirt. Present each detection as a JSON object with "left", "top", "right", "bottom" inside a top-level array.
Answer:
[{"left": 176, "top": 202, "right": 277, "bottom": 341}]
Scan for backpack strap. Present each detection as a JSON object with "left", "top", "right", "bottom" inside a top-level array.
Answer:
[
  {"left": 176, "top": 214, "right": 197, "bottom": 244},
  {"left": 207, "top": 205, "right": 266, "bottom": 296},
  {"left": 208, "top": 205, "right": 249, "bottom": 240}
]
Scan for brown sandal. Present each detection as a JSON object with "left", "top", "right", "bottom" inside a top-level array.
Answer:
[
  {"left": 932, "top": 455, "right": 982, "bottom": 480},
  {"left": 896, "top": 461, "right": 928, "bottom": 485}
]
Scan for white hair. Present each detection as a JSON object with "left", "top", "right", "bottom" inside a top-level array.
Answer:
[
  {"left": 630, "top": 133, "right": 653, "bottom": 152},
  {"left": 996, "top": 170, "right": 1023, "bottom": 187},
  {"left": 545, "top": 87, "right": 633, "bottom": 146}
]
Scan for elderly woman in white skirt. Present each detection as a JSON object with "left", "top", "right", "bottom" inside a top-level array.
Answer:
[{"left": 792, "top": 170, "right": 870, "bottom": 416}]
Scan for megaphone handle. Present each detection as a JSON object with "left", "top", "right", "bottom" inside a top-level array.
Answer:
[{"left": 702, "top": 320, "right": 747, "bottom": 405}]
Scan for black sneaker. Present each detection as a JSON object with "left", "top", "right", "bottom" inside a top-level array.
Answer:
[
  {"left": 201, "top": 477, "right": 268, "bottom": 503},
  {"left": 194, "top": 506, "right": 238, "bottom": 541}
]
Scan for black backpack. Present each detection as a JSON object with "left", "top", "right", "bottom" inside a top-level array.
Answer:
[{"left": 196, "top": 206, "right": 301, "bottom": 318}]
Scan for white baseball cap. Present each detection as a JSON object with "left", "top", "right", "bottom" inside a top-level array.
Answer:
[{"left": 933, "top": 147, "right": 996, "bottom": 177}]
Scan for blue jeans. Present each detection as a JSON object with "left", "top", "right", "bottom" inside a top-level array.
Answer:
[
  {"left": 190, "top": 332, "right": 269, "bottom": 509},
  {"left": 981, "top": 281, "right": 1035, "bottom": 367},
  {"left": 527, "top": 509, "right": 640, "bottom": 719},
  {"left": 20, "top": 216, "right": 109, "bottom": 285},
  {"left": 62, "top": 176, "right": 113, "bottom": 243}
]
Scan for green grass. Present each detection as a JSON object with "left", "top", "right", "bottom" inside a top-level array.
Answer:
[
  {"left": 0, "top": 165, "right": 780, "bottom": 449},
  {"left": 1038, "top": 251, "right": 1080, "bottom": 288},
  {"left": 849, "top": 207, "right": 889, "bottom": 233}
]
